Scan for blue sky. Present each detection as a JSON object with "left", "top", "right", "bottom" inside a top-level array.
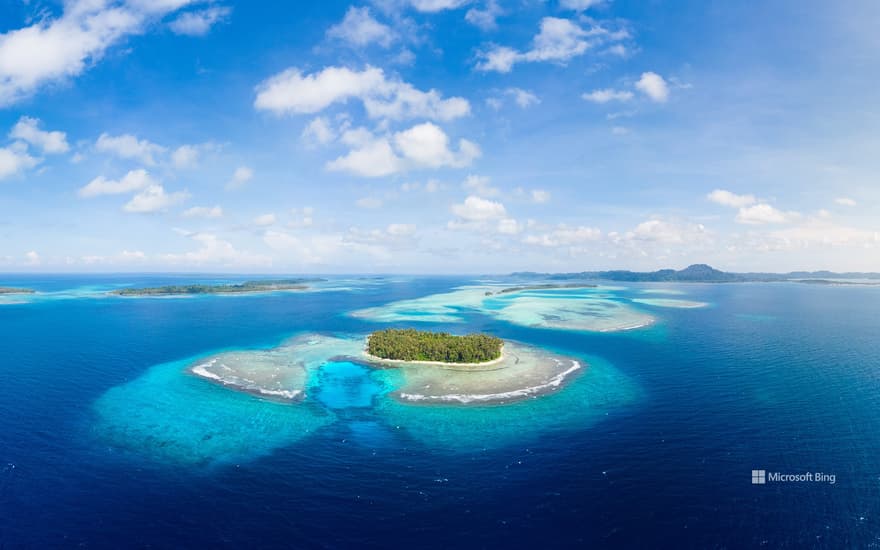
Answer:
[{"left": 0, "top": 0, "right": 878, "bottom": 273}]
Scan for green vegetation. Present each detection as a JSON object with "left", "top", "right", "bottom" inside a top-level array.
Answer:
[
  {"left": 0, "top": 287, "right": 34, "bottom": 295},
  {"left": 112, "top": 278, "right": 325, "bottom": 296},
  {"left": 367, "top": 329, "right": 503, "bottom": 364}
]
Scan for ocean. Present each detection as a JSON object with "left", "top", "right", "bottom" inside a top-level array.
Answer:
[{"left": 1, "top": 275, "right": 879, "bottom": 548}]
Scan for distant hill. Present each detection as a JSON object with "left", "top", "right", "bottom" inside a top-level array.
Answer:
[{"left": 509, "top": 264, "right": 880, "bottom": 283}]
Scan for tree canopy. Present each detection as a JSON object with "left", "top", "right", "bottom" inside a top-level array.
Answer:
[{"left": 367, "top": 329, "right": 502, "bottom": 364}]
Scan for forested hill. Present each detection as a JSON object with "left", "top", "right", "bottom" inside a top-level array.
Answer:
[{"left": 510, "top": 264, "right": 880, "bottom": 283}]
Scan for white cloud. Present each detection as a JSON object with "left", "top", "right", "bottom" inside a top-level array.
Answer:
[
  {"left": 835, "top": 197, "right": 857, "bottom": 207},
  {"left": 707, "top": 189, "right": 757, "bottom": 208},
  {"left": 168, "top": 6, "right": 231, "bottom": 36},
  {"left": 123, "top": 184, "right": 189, "bottom": 213},
  {"left": 183, "top": 205, "right": 223, "bottom": 218},
  {"left": 582, "top": 88, "right": 633, "bottom": 103},
  {"left": 462, "top": 174, "right": 499, "bottom": 197},
  {"left": 476, "top": 17, "right": 624, "bottom": 73},
  {"left": 407, "top": 0, "right": 470, "bottom": 12},
  {"left": 767, "top": 219, "right": 879, "bottom": 249},
  {"left": 95, "top": 133, "right": 166, "bottom": 165},
  {"left": 523, "top": 225, "right": 601, "bottom": 246},
  {"left": 328, "top": 122, "right": 479, "bottom": 178},
  {"left": 0, "top": 146, "right": 39, "bottom": 180},
  {"left": 170, "top": 142, "right": 219, "bottom": 168},
  {"left": 9, "top": 116, "right": 69, "bottom": 153},
  {"left": 497, "top": 218, "right": 522, "bottom": 234},
  {"left": 78, "top": 168, "right": 156, "bottom": 197},
  {"left": 451, "top": 195, "right": 506, "bottom": 222},
  {"left": 0, "top": 1, "right": 201, "bottom": 106},
  {"left": 165, "top": 231, "right": 271, "bottom": 267},
  {"left": 506, "top": 88, "right": 540, "bottom": 108},
  {"left": 394, "top": 122, "right": 480, "bottom": 168},
  {"left": 253, "top": 213, "right": 276, "bottom": 226},
  {"left": 531, "top": 189, "right": 550, "bottom": 203},
  {"left": 301, "top": 116, "right": 337, "bottom": 146},
  {"left": 254, "top": 65, "right": 470, "bottom": 121},
  {"left": 387, "top": 223, "right": 417, "bottom": 236},
  {"left": 328, "top": 137, "right": 403, "bottom": 177},
  {"left": 735, "top": 203, "right": 798, "bottom": 225},
  {"left": 613, "top": 219, "right": 709, "bottom": 245},
  {"left": 327, "top": 7, "right": 394, "bottom": 48},
  {"left": 25, "top": 251, "right": 40, "bottom": 266},
  {"left": 635, "top": 71, "right": 670, "bottom": 103},
  {"left": 559, "top": 0, "right": 604, "bottom": 10},
  {"left": 611, "top": 126, "right": 629, "bottom": 135},
  {"left": 227, "top": 166, "right": 253, "bottom": 189},
  {"left": 465, "top": 0, "right": 503, "bottom": 31}
]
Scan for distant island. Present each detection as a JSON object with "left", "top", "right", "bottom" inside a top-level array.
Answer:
[
  {"left": 511, "top": 264, "right": 880, "bottom": 284},
  {"left": 366, "top": 329, "right": 503, "bottom": 364},
  {"left": 0, "top": 287, "right": 34, "bottom": 295},
  {"left": 485, "top": 283, "right": 598, "bottom": 296},
  {"left": 112, "top": 278, "right": 326, "bottom": 296}
]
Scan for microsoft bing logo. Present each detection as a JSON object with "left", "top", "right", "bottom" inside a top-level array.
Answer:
[{"left": 751, "top": 470, "right": 766, "bottom": 484}]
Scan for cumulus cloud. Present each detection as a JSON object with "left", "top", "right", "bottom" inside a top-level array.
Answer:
[
  {"left": 531, "top": 189, "right": 551, "bottom": 203},
  {"left": 9, "top": 117, "right": 69, "bottom": 153},
  {"left": 327, "top": 123, "right": 480, "bottom": 177},
  {"left": 707, "top": 189, "right": 757, "bottom": 208},
  {"left": 123, "top": 184, "right": 189, "bottom": 213},
  {"left": 253, "top": 213, "right": 276, "bottom": 226},
  {"left": 168, "top": 6, "right": 231, "bottom": 36},
  {"left": 327, "top": 7, "right": 394, "bottom": 47},
  {"left": 560, "top": 0, "right": 604, "bottom": 10},
  {"left": 301, "top": 117, "right": 337, "bottom": 146},
  {"left": 95, "top": 133, "right": 166, "bottom": 165},
  {"left": 254, "top": 65, "right": 470, "bottom": 121},
  {"left": 0, "top": 0, "right": 204, "bottom": 106},
  {"left": 183, "top": 205, "right": 223, "bottom": 218},
  {"left": 476, "top": 17, "right": 628, "bottom": 73},
  {"left": 407, "top": 0, "right": 471, "bottom": 12},
  {"left": 0, "top": 146, "right": 39, "bottom": 180},
  {"left": 387, "top": 223, "right": 417, "bottom": 236},
  {"left": 635, "top": 72, "right": 670, "bottom": 103},
  {"left": 465, "top": 0, "right": 503, "bottom": 31},
  {"left": 582, "top": 88, "right": 633, "bottom": 103},
  {"left": 165, "top": 231, "right": 271, "bottom": 267},
  {"left": 497, "top": 218, "right": 522, "bottom": 234},
  {"left": 523, "top": 225, "right": 601, "bottom": 246},
  {"left": 226, "top": 166, "right": 253, "bottom": 189},
  {"left": 451, "top": 195, "right": 506, "bottom": 222},
  {"left": 835, "top": 197, "right": 857, "bottom": 207},
  {"left": 462, "top": 174, "right": 499, "bottom": 197},
  {"left": 78, "top": 168, "right": 156, "bottom": 197},
  {"left": 735, "top": 203, "right": 798, "bottom": 225}
]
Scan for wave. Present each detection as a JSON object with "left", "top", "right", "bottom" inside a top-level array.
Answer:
[{"left": 399, "top": 360, "right": 582, "bottom": 404}]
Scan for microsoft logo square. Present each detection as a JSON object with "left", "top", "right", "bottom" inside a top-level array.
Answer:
[{"left": 752, "top": 470, "right": 766, "bottom": 484}]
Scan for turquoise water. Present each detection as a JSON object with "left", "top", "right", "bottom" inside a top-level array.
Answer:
[{"left": 2, "top": 275, "right": 880, "bottom": 547}]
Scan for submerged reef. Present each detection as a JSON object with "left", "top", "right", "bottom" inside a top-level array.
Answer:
[
  {"left": 351, "top": 286, "right": 654, "bottom": 333},
  {"left": 93, "top": 332, "right": 636, "bottom": 463}
]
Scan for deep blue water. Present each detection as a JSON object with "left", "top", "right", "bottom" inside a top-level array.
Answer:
[{"left": 1, "top": 275, "right": 880, "bottom": 548}]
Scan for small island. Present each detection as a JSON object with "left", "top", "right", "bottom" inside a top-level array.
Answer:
[
  {"left": 0, "top": 287, "right": 34, "bottom": 295},
  {"left": 112, "top": 278, "right": 325, "bottom": 296},
  {"left": 366, "top": 328, "right": 502, "bottom": 364}
]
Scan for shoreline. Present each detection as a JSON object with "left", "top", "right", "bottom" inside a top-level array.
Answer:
[{"left": 362, "top": 337, "right": 506, "bottom": 369}]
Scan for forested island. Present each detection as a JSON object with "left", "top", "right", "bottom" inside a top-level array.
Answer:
[
  {"left": 511, "top": 264, "right": 880, "bottom": 283},
  {"left": 0, "top": 287, "right": 34, "bottom": 294},
  {"left": 367, "top": 329, "right": 503, "bottom": 364},
  {"left": 112, "top": 278, "right": 325, "bottom": 296}
]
